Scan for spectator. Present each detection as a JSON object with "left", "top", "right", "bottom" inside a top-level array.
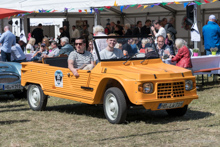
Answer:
[
  {"left": 140, "top": 38, "right": 150, "bottom": 53},
  {"left": 105, "top": 23, "right": 111, "bottom": 35},
  {"left": 56, "top": 37, "right": 74, "bottom": 56},
  {"left": 42, "top": 37, "right": 50, "bottom": 49},
  {"left": 116, "top": 20, "right": 123, "bottom": 32},
  {"left": 114, "top": 25, "right": 123, "bottom": 36},
  {"left": 165, "top": 17, "right": 177, "bottom": 42},
  {"left": 202, "top": 14, "right": 220, "bottom": 55},
  {"left": 100, "top": 34, "right": 123, "bottom": 60},
  {"left": 151, "top": 20, "right": 166, "bottom": 43},
  {"left": 31, "top": 23, "right": 44, "bottom": 44},
  {"left": 141, "top": 19, "right": 151, "bottom": 36},
  {"left": 68, "top": 38, "right": 94, "bottom": 77},
  {"left": 161, "top": 18, "right": 168, "bottom": 27},
  {"left": 71, "top": 25, "right": 80, "bottom": 43},
  {"left": 18, "top": 40, "right": 26, "bottom": 52},
  {"left": 26, "top": 37, "right": 35, "bottom": 53},
  {"left": 122, "top": 38, "right": 134, "bottom": 56},
  {"left": 110, "top": 22, "right": 116, "bottom": 33},
  {"left": 31, "top": 43, "right": 48, "bottom": 61},
  {"left": 115, "top": 43, "right": 123, "bottom": 50},
  {"left": 42, "top": 41, "right": 60, "bottom": 58},
  {"left": 58, "top": 27, "right": 67, "bottom": 44},
  {"left": 87, "top": 40, "right": 93, "bottom": 53},
  {"left": 0, "top": 26, "right": 16, "bottom": 61},
  {"left": 124, "top": 23, "right": 132, "bottom": 36},
  {"left": 63, "top": 25, "right": 70, "bottom": 40},
  {"left": 156, "top": 35, "right": 171, "bottom": 58},
  {"left": 11, "top": 43, "right": 26, "bottom": 63},
  {"left": 130, "top": 38, "right": 139, "bottom": 53},
  {"left": 80, "top": 25, "right": 89, "bottom": 49},
  {"left": 133, "top": 21, "right": 142, "bottom": 36},
  {"left": 169, "top": 38, "right": 192, "bottom": 72}
]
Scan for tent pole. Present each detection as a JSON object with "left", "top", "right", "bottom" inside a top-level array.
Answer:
[
  {"left": 193, "top": 4, "right": 197, "bottom": 49},
  {"left": 94, "top": 10, "right": 100, "bottom": 26}
]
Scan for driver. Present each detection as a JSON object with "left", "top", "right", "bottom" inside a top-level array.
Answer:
[
  {"left": 100, "top": 34, "right": 123, "bottom": 60},
  {"left": 68, "top": 38, "right": 94, "bottom": 77}
]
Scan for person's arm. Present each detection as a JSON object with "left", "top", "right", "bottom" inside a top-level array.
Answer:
[
  {"left": 68, "top": 59, "right": 79, "bottom": 77},
  {"left": 171, "top": 48, "right": 183, "bottom": 62},
  {"left": 0, "top": 33, "right": 5, "bottom": 43},
  {"left": 32, "top": 50, "right": 41, "bottom": 58},
  {"left": 12, "top": 36, "right": 16, "bottom": 46}
]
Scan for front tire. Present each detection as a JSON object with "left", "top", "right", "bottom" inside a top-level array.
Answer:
[
  {"left": 103, "top": 87, "right": 128, "bottom": 124},
  {"left": 166, "top": 105, "right": 188, "bottom": 116},
  {"left": 27, "top": 84, "right": 48, "bottom": 111}
]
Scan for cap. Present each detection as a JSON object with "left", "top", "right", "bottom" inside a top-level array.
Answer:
[
  {"left": 209, "top": 15, "right": 216, "bottom": 20},
  {"left": 41, "top": 43, "right": 46, "bottom": 47}
]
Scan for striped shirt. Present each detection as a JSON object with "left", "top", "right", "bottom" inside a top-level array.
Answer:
[{"left": 68, "top": 50, "right": 94, "bottom": 68}]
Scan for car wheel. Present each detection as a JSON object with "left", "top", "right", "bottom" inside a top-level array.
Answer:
[
  {"left": 27, "top": 84, "right": 48, "bottom": 111},
  {"left": 103, "top": 87, "right": 128, "bottom": 124},
  {"left": 166, "top": 105, "right": 188, "bottom": 116}
]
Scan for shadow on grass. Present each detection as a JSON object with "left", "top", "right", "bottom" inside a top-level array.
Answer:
[
  {"left": 0, "top": 120, "right": 30, "bottom": 125},
  {"left": 0, "top": 108, "right": 29, "bottom": 113},
  {"left": 98, "top": 128, "right": 190, "bottom": 141},
  {"left": 46, "top": 104, "right": 213, "bottom": 124},
  {"left": 126, "top": 108, "right": 213, "bottom": 124},
  {"left": 0, "top": 104, "right": 25, "bottom": 109}
]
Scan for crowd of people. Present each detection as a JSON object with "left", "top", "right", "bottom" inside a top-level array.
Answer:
[{"left": 2, "top": 14, "right": 220, "bottom": 77}]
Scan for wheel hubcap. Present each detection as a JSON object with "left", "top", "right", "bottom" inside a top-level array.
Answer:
[
  {"left": 105, "top": 93, "right": 119, "bottom": 120},
  {"left": 29, "top": 86, "right": 41, "bottom": 108}
]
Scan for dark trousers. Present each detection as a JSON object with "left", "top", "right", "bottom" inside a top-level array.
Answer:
[{"left": 1, "top": 50, "right": 11, "bottom": 62}]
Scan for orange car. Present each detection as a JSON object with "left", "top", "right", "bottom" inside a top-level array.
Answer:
[{"left": 21, "top": 36, "right": 198, "bottom": 124}]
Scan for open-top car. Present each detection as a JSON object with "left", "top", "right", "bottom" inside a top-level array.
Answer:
[
  {"left": 0, "top": 61, "right": 24, "bottom": 97},
  {"left": 21, "top": 36, "right": 198, "bottom": 124}
]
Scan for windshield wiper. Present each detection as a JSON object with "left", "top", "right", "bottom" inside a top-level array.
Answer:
[{"left": 123, "top": 53, "right": 138, "bottom": 65}]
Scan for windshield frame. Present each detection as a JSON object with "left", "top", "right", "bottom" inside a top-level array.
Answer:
[{"left": 93, "top": 35, "right": 159, "bottom": 62}]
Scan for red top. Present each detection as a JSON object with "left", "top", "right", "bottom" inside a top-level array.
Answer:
[
  {"left": 139, "top": 48, "right": 145, "bottom": 53},
  {"left": 171, "top": 46, "right": 192, "bottom": 68}
]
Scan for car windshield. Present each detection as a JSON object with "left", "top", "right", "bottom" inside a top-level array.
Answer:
[{"left": 93, "top": 35, "right": 159, "bottom": 62}]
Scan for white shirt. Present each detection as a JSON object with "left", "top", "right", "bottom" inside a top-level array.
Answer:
[
  {"left": 48, "top": 47, "right": 60, "bottom": 57},
  {"left": 26, "top": 43, "right": 34, "bottom": 53},
  {"left": 71, "top": 29, "right": 80, "bottom": 38},
  {"left": 155, "top": 27, "right": 166, "bottom": 43},
  {"left": 11, "top": 44, "right": 26, "bottom": 61}
]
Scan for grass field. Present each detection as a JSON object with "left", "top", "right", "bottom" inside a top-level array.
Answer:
[{"left": 0, "top": 83, "right": 220, "bottom": 146}]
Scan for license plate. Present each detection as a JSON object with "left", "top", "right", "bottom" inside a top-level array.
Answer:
[
  {"left": 3, "top": 83, "right": 23, "bottom": 90},
  {"left": 158, "top": 101, "right": 184, "bottom": 109}
]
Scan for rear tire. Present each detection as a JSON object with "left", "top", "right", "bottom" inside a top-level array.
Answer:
[
  {"left": 27, "top": 84, "right": 48, "bottom": 111},
  {"left": 103, "top": 87, "right": 128, "bottom": 124},
  {"left": 166, "top": 105, "right": 188, "bottom": 116}
]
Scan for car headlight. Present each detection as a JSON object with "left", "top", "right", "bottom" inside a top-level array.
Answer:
[
  {"left": 139, "top": 83, "right": 154, "bottom": 93},
  {"left": 185, "top": 80, "right": 193, "bottom": 91}
]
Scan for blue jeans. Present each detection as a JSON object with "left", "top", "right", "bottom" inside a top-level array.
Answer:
[
  {"left": 206, "top": 49, "right": 220, "bottom": 55},
  {"left": 1, "top": 50, "right": 11, "bottom": 62}
]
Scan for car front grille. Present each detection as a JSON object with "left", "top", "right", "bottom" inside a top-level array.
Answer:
[
  {"left": 0, "top": 75, "right": 19, "bottom": 83},
  {"left": 157, "top": 82, "right": 185, "bottom": 99}
]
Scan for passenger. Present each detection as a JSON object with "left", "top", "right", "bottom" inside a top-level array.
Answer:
[
  {"left": 42, "top": 41, "right": 59, "bottom": 58},
  {"left": 68, "top": 38, "right": 94, "bottom": 77},
  {"left": 100, "top": 34, "right": 123, "bottom": 59},
  {"left": 11, "top": 43, "right": 26, "bottom": 63},
  {"left": 156, "top": 35, "right": 171, "bottom": 58},
  {"left": 55, "top": 37, "right": 74, "bottom": 57},
  {"left": 122, "top": 38, "right": 134, "bottom": 57}
]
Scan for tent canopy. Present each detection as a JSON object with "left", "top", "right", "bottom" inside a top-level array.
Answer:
[{"left": 0, "top": 8, "right": 29, "bottom": 19}]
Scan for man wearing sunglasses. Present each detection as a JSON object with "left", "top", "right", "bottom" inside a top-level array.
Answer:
[{"left": 68, "top": 38, "right": 94, "bottom": 77}]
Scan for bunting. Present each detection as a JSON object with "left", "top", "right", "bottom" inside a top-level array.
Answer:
[{"left": 120, "top": 6, "right": 124, "bottom": 12}]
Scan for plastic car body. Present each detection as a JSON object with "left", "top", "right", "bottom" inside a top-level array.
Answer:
[{"left": 21, "top": 36, "right": 198, "bottom": 124}]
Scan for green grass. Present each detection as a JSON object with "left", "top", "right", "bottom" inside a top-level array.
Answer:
[{"left": 0, "top": 84, "right": 220, "bottom": 146}]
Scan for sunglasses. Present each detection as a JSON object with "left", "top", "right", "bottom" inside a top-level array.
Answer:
[{"left": 75, "top": 43, "right": 83, "bottom": 46}]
